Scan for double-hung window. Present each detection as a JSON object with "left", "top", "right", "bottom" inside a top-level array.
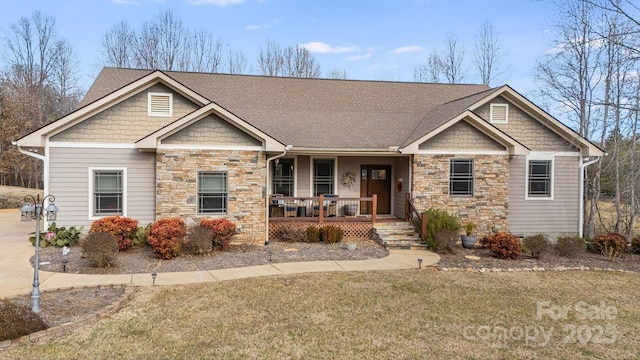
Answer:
[
  {"left": 450, "top": 159, "right": 474, "bottom": 197},
  {"left": 272, "top": 158, "right": 294, "bottom": 196},
  {"left": 528, "top": 160, "right": 552, "bottom": 198},
  {"left": 313, "top": 159, "right": 334, "bottom": 196},
  {"left": 93, "top": 170, "right": 124, "bottom": 216},
  {"left": 198, "top": 171, "right": 228, "bottom": 214}
]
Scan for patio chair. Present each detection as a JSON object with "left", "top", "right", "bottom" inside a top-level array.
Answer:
[
  {"left": 270, "top": 194, "right": 285, "bottom": 217},
  {"left": 313, "top": 194, "right": 337, "bottom": 217}
]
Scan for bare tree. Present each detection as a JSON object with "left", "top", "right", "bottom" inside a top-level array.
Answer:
[
  {"left": 414, "top": 49, "right": 442, "bottom": 83},
  {"left": 101, "top": 21, "right": 133, "bottom": 68},
  {"left": 440, "top": 32, "right": 466, "bottom": 84},
  {"left": 328, "top": 67, "right": 348, "bottom": 80},
  {"left": 257, "top": 41, "right": 321, "bottom": 78},
  {"left": 226, "top": 49, "right": 248, "bottom": 74},
  {"left": 473, "top": 21, "right": 505, "bottom": 85},
  {"left": 257, "top": 40, "right": 284, "bottom": 76}
]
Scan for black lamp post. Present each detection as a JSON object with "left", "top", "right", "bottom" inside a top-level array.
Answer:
[{"left": 21, "top": 194, "right": 58, "bottom": 313}]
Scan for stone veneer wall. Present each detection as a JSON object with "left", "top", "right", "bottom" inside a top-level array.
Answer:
[
  {"left": 412, "top": 154, "right": 509, "bottom": 237},
  {"left": 156, "top": 149, "right": 266, "bottom": 244}
]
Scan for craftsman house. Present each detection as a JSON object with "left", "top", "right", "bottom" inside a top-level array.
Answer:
[{"left": 15, "top": 68, "right": 603, "bottom": 244}]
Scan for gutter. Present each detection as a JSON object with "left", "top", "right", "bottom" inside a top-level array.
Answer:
[
  {"left": 13, "top": 141, "right": 51, "bottom": 226},
  {"left": 579, "top": 157, "right": 600, "bottom": 238},
  {"left": 264, "top": 145, "right": 291, "bottom": 245}
]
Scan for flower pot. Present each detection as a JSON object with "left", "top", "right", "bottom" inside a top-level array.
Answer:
[
  {"left": 344, "top": 204, "right": 358, "bottom": 217},
  {"left": 345, "top": 243, "right": 357, "bottom": 251},
  {"left": 461, "top": 235, "right": 477, "bottom": 249}
]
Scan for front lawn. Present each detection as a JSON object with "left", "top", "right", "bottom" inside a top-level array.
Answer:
[{"left": 3, "top": 270, "right": 639, "bottom": 359}]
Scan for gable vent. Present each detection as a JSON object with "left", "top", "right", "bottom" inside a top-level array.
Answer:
[
  {"left": 148, "top": 92, "right": 173, "bottom": 117},
  {"left": 490, "top": 103, "right": 508, "bottom": 124}
]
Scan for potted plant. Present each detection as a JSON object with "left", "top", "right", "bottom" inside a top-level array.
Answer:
[{"left": 461, "top": 222, "right": 477, "bottom": 249}]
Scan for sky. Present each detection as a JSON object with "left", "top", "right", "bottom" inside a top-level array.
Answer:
[{"left": 0, "top": 0, "right": 558, "bottom": 98}]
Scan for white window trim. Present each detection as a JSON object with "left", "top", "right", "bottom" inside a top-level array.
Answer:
[
  {"left": 490, "top": 103, "right": 509, "bottom": 124},
  {"left": 525, "top": 154, "right": 554, "bottom": 200},
  {"left": 449, "top": 158, "right": 475, "bottom": 197},
  {"left": 270, "top": 157, "right": 297, "bottom": 197},
  {"left": 309, "top": 156, "right": 338, "bottom": 197},
  {"left": 148, "top": 92, "right": 173, "bottom": 117},
  {"left": 88, "top": 167, "right": 127, "bottom": 220}
]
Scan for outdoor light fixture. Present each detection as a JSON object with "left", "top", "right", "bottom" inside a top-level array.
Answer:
[
  {"left": 268, "top": 247, "right": 273, "bottom": 262},
  {"left": 151, "top": 272, "right": 158, "bottom": 285},
  {"left": 21, "top": 194, "right": 59, "bottom": 313},
  {"left": 418, "top": 258, "right": 423, "bottom": 269}
]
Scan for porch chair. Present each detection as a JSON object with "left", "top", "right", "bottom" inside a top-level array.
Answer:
[
  {"left": 270, "top": 194, "right": 285, "bottom": 217},
  {"left": 313, "top": 194, "right": 337, "bottom": 217}
]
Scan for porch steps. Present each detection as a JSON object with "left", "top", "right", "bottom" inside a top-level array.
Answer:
[{"left": 372, "top": 222, "right": 427, "bottom": 250}]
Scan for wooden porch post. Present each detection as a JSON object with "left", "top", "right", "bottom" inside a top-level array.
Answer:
[
  {"left": 420, "top": 212, "right": 427, "bottom": 241},
  {"left": 371, "top": 194, "right": 377, "bottom": 224},
  {"left": 318, "top": 194, "right": 324, "bottom": 224}
]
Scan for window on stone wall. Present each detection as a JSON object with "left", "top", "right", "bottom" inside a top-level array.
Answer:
[
  {"left": 198, "top": 171, "right": 228, "bottom": 214},
  {"left": 92, "top": 169, "right": 125, "bottom": 216},
  {"left": 450, "top": 159, "right": 474, "bottom": 197},
  {"left": 528, "top": 160, "right": 552, "bottom": 198}
]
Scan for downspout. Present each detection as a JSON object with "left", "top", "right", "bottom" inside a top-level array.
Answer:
[
  {"left": 13, "top": 141, "right": 50, "bottom": 226},
  {"left": 579, "top": 157, "right": 600, "bottom": 238},
  {"left": 264, "top": 145, "right": 291, "bottom": 245}
]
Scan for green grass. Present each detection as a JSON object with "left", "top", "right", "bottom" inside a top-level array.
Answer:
[{"left": 3, "top": 270, "right": 640, "bottom": 359}]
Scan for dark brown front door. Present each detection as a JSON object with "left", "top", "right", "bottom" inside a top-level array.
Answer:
[{"left": 360, "top": 165, "right": 391, "bottom": 214}]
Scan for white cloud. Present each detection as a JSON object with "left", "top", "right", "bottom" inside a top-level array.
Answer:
[
  {"left": 112, "top": 0, "right": 138, "bottom": 4},
  {"left": 187, "top": 0, "right": 245, "bottom": 6},
  {"left": 246, "top": 19, "right": 280, "bottom": 31},
  {"left": 390, "top": 45, "right": 423, "bottom": 54},
  {"left": 344, "top": 52, "right": 372, "bottom": 61},
  {"left": 300, "top": 42, "right": 356, "bottom": 54}
]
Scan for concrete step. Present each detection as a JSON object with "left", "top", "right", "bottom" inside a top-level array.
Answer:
[{"left": 373, "top": 222, "right": 425, "bottom": 250}]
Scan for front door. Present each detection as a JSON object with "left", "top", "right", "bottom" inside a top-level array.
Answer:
[{"left": 360, "top": 165, "right": 391, "bottom": 214}]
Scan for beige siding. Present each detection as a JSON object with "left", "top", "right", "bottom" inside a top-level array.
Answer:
[
  {"left": 48, "top": 147, "right": 156, "bottom": 229},
  {"left": 162, "top": 114, "right": 262, "bottom": 146},
  {"left": 419, "top": 120, "right": 506, "bottom": 151},
  {"left": 51, "top": 84, "right": 199, "bottom": 143},
  {"left": 475, "top": 97, "right": 578, "bottom": 152},
  {"left": 296, "top": 156, "right": 311, "bottom": 197},
  {"left": 508, "top": 155, "right": 580, "bottom": 237}
]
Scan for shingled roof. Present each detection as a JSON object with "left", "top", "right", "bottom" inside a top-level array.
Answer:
[{"left": 81, "top": 67, "right": 492, "bottom": 150}]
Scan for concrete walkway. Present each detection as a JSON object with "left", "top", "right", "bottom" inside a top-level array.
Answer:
[{"left": 0, "top": 209, "right": 439, "bottom": 298}]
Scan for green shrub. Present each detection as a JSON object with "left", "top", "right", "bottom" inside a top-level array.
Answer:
[
  {"left": 133, "top": 224, "right": 152, "bottom": 246},
  {"left": 423, "top": 208, "right": 461, "bottom": 247},
  {"left": 279, "top": 226, "right": 306, "bottom": 242},
  {"left": 306, "top": 226, "right": 320, "bottom": 243},
  {"left": 592, "top": 233, "right": 627, "bottom": 260},
  {"left": 0, "top": 298, "right": 48, "bottom": 341},
  {"left": 80, "top": 232, "right": 119, "bottom": 268},
  {"left": 555, "top": 236, "right": 586, "bottom": 257},
  {"left": 523, "top": 234, "right": 550, "bottom": 259},
  {"left": 183, "top": 225, "right": 214, "bottom": 255},
  {"left": 29, "top": 222, "right": 83, "bottom": 248},
  {"left": 200, "top": 219, "right": 236, "bottom": 251},
  {"left": 320, "top": 225, "right": 344, "bottom": 244},
  {"left": 147, "top": 218, "right": 186, "bottom": 260},
  {"left": 89, "top": 216, "right": 139, "bottom": 251},
  {"left": 485, "top": 232, "right": 522, "bottom": 260},
  {"left": 434, "top": 229, "right": 459, "bottom": 254}
]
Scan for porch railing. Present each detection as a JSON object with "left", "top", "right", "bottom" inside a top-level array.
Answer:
[
  {"left": 404, "top": 193, "right": 426, "bottom": 240},
  {"left": 269, "top": 194, "right": 377, "bottom": 224}
]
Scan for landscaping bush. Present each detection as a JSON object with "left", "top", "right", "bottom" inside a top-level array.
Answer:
[
  {"left": 630, "top": 237, "right": 640, "bottom": 254},
  {"left": 592, "top": 233, "right": 627, "bottom": 260},
  {"left": 434, "top": 229, "right": 459, "bottom": 254},
  {"left": 423, "top": 208, "right": 461, "bottom": 249},
  {"left": 147, "top": 218, "right": 186, "bottom": 260},
  {"left": 183, "top": 225, "right": 214, "bottom": 255},
  {"left": 80, "top": 232, "right": 119, "bottom": 267},
  {"left": 278, "top": 226, "right": 306, "bottom": 242},
  {"left": 485, "top": 232, "right": 522, "bottom": 260},
  {"left": 89, "top": 216, "right": 139, "bottom": 251},
  {"left": 0, "top": 298, "right": 48, "bottom": 341},
  {"left": 320, "top": 225, "right": 344, "bottom": 244},
  {"left": 306, "top": 226, "right": 320, "bottom": 243},
  {"left": 555, "top": 236, "right": 586, "bottom": 257},
  {"left": 200, "top": 218, "right": 236, "bottom": 251},
  {"left": 133, "top": 224, "right": 152, "bottom": 246},
  {"left": 523, "top": 234, "right": 550, "bottom": 259},
  {"left": 29, "top": 222, "right": 83, "bottom": 248}
]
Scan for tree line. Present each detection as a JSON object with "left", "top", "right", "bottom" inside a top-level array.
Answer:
[{"left": 2, "top": 2, "right": 639, "bottom": 239}]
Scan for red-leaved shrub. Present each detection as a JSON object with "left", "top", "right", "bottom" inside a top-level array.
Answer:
[
  {"left": 200, "top": 218, "right": 236, "bottom": 251},
  {"left": 592, "top": 233, "right": 627, "bottom": 260},
  {"left": 485, "top": 232, "right": 522, "bottom": 260},
  {"left": 89, "top": 216, "right": 139, "bottom": 251},
  {"left": 147, "top": 218, "right": 186, "bottom": 259}
]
